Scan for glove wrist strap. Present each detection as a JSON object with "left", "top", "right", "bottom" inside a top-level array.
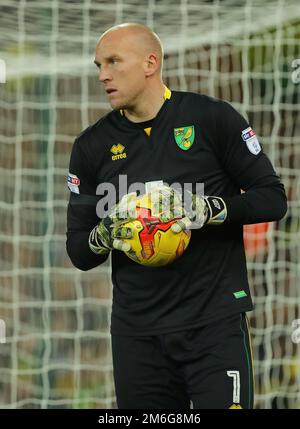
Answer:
[
  {"left": 88, "top": 225, "right": 111, "bottom": 256},
  {"left": 204, "top": 196, "right": 227, "bottom": 225}
]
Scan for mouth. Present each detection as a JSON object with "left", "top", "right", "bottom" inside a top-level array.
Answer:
[{"left": 106, "top": 89, "right": 117, "bottom": 95}]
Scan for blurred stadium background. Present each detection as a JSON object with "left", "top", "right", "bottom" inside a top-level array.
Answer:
[{"left": 0, "top": 0, "right": 300, "bottom": 409}]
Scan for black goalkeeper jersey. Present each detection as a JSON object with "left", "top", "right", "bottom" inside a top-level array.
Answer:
[{"left": 66, "top": 90, "right": 287, "bottom": 336}]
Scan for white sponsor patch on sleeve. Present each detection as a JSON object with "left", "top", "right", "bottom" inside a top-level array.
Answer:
[
  {"left": 67, "top": 173, "right": 80, "bottom": 194},
  {"left": 241, "top": 127, "right": 261, "bottom": 155}
]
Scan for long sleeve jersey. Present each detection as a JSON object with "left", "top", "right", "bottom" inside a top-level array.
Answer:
[{"left": 66, "top": 90, "right": 287, "bottom": 335}]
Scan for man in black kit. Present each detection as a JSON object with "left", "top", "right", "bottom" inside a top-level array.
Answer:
[{"left": 66, "top": 23, "right": 287, "bottom": 409}]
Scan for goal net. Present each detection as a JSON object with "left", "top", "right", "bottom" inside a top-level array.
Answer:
[{"left": 0, "top": 0, "right": 299, "bottom": 409}]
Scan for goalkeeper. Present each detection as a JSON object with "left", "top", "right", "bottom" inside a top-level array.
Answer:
[{"left": 66, "top": 23, "right": 287, "bottom": 409}]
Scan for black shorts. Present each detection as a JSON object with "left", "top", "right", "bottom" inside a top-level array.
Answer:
[{"left": 111, "top": 312, "right": 254, "bottom": 409}]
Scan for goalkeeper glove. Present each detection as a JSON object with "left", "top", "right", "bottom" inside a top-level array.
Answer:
[
  {"left": 89, "top": 185, "right": 186, "bottom": 255},
  {"left": 88, "top": 192, "right": 138, "bottom": 255},
  {"left": 148, "top": 185, "right": 185, "bottom": 223},
  {"left": 171, "top": 193, "right": 227, "bottom": 233}
]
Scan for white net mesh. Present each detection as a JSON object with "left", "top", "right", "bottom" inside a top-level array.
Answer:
[{"left": 0, "top": 0, "right": 299, "bottom": 409}]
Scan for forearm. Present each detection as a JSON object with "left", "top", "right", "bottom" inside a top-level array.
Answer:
[
  {"left": 172, "top": 181, "right": 287, "bottom": 233},
  {"left": 224, "top": 183, "right": 287, "bottom": 225},
  {"left": 66, "top": 230, "right": 109, "bottom": 271}
]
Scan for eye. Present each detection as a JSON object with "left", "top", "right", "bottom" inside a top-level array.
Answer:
[{"left": 111, "top": 58, "right": 118, "bottom": 65}]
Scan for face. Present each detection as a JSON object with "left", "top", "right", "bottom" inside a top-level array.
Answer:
[{"left": 94, "top": 30, "right": 149, "bottom": 110}]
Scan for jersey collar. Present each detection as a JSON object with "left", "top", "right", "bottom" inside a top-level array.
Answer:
[
  {"left": 163, "top": 85, "right": 172, "bottom": 100},
  {"left": 119, "top": 85, "right": 171, "bottom": 117}
]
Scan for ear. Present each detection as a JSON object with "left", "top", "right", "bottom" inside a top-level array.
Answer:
[{"left": 144, "top": 53, "right": 158, "bottom": 77}]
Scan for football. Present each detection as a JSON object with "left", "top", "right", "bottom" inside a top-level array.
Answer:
[{"left": 121, "top": 192, "right": 191, "bottom": 267}]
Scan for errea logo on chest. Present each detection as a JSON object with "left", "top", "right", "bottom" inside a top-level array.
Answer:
[{"left": 110, "top": 143, "right": 127, "bottom": 161}]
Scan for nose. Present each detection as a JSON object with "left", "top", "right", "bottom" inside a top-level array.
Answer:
[{"left": 99, "top": 66, "right": 111, "bottom": 83}]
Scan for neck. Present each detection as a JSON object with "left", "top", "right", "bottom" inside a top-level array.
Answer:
[{"left": 123, "top": 82, "right": 166, "bottom": 123}]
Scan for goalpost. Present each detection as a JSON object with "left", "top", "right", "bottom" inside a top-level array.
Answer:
[{"left": 0, "top": 0, "right": 299, "bottom": 409}]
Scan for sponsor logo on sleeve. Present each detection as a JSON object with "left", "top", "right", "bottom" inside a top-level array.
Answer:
[
  {"left": 241, "top": 127, "right": 261, "bottom": 155},
  {"left": 67, "top": 173, "right": 80, "bottom": 194}
]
